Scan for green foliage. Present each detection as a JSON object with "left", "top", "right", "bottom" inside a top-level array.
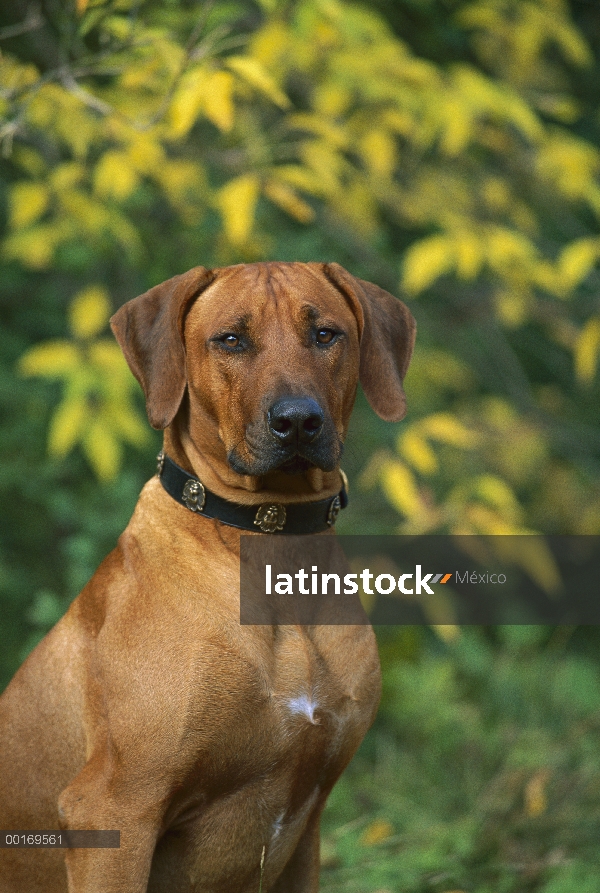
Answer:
[
  {"left": 1, "top": 1, "right": 600, "bottom": 886},
  {"left": 1, "top": 0, "right": 598, "bottom": 532},
  {"left": 320, "top": 627, "right": 600, "bottom": 892},
  {"left": 18, "top": 285, "right": 148, "bottom": 480}
]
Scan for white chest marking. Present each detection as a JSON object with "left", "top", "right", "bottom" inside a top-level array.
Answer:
[
  {"left": 287, "top": 695, "right": 319, "bottom": 724},
  {"left": 271, "top": 812, "right": 284, "bottom": 841}
]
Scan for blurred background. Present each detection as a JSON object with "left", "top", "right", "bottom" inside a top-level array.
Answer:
[{"left": 1, "top": 0, "right": 600, "bottom": 889}]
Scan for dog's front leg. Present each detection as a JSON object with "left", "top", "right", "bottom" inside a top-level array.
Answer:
[
  {"left": 269, "top": 804, "right": 324, "bottom": 893},
  {"left": 58, "top": 753, "right": 161, "bottom": 893}
]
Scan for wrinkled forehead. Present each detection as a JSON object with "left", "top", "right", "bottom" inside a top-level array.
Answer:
[{"left": 189, "top": 263, "right": 357, "bottom": 331}]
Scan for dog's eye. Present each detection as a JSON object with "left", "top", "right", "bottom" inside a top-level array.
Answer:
[
  {"left": 316, "top": 329, "right": 336, "bottom": 345},
  {"left": 211, "top": 331, "right": 249, "bottom": 352}
]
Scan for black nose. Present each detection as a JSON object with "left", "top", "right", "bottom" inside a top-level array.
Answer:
[{"left": 268, "top": 398, "right": 325, "bottom": 445}]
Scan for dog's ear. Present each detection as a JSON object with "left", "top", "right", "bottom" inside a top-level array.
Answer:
[
  {"left": 323, "top": 262, "right": 416, "bottom": 422},
  {"left": 110, "top": 266, "right": 216, "bottom": 430}
]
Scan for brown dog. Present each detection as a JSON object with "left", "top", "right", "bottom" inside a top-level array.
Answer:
[{"left": 0, "top": 262, "right": 415, "bottom": 892}]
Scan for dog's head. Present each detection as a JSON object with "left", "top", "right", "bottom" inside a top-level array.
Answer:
[{"left": 111, "top": 262, "right": 415, "bottom": 482}]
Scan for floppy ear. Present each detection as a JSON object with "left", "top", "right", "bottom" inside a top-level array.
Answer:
[
  {"left": 323, "top": 262, "right": 416, "bottom": 422},
  {"left": 110, "top": 266, "right": 216, "bottom": 430}
]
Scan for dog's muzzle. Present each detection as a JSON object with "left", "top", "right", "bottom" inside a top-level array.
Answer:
[
  {"left": 267, "top": 397, "right": 324, "bottom": 446},
  {"left": 228, "top": 396, "right": 341, "bottom": 476}
]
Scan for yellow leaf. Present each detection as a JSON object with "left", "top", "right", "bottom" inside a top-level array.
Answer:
[
  {"left": 275, "top": 164, "right": 328, "bottom": 197},
  {"left": 475, "top": 475, "right": 521, "bottom": 522},
  {"left": 383, "top": 109, "right": 415, "bottom": 137},
  {"left": 332, "top": 179, "right": 378, "bottom": 236},
  {"left": 169, "top": 68, "right": 234, "bottom": 137},
  {"left": 450, "top": 476, "right": 523, "bottom": 533},
  {"left": 402, "top": 235, "right": 455, "bottom": 294},
  {"left": 94, "top": 151, "right": 139, "bottom": 201},
  {"left": 83, "top": 418, "right": 121, "bottom": 481},
  {"left": 537, "top": 135, "right": 599, "bottom": 201},
  {"left": 532, "top": 261, "right": 558, "bottom": 294},
  {"left": 454, "top": 231, "right": 482, "bottom": 280},
  {"left": 495, "top": 290, "right": 529, "bottom": 327},
  {"left": 300, "top": 142, "right": 343, "bottom": 194},
  {"left": 313, "top": 83, "right": 351, "bottom": 117},
  {"left": 250, "top": 21, "right": 291, "bottom": 69},
  {"left": 156, "top": 160, "right": 204, "bottom": 211},
  {"left": 169, "top": 69, "right": 208, "bottom": 137},
  {"left": 102, "top": 14, "right": 134, "bottom": 42},
  {"left": 524, "top": 771, "right": 549, "bottom": 818},
  {"left": 498, "top": 90, "right": 543, "bottom": 142},
  {"left": 552, "top": 19, "right": 593, "bottom": 68},
  {"left": 48, "top": 395, "right": 89, "bottom": 456},
  {"left": 2, "top": 225, "right": 59, "bottom": 268},
  {"left": 457, "top": 4, "right": 502, "bottom": 29},
  {"left": 409, "top": 348, "right": 473, "bottom": 392},
  {"left": 203, "top": 70, "right": 235, "bottom": 132},
  {"left": 422, "top": 413, "right": 480, "bottom": 448},
  {"left": 536, "top": 95, "right": 580, "bottom": 124},
  {"left": 127, "top": 136, "right": 165, "bottom": 175},
  {"left": 9, "top": 182, "right": 50, "bottom": 230},
  {"left": 264, "top": 180, "right": 315, "bottom": 223},
  {"left": 482, "top": 177, "right": 510, "bottom": 211},
  {"left": 485, "top": 228, "right": 536, "bottom": 270},
  {"left": 558, "top": 238, "right": 600, "bottom": 292},
  {"left": 76, "top": 0, "right": 89, "bottom": 13},
  {"left": 399, "top": 430, "right": 438, "bottom": 475},
  {"left": 574, "top": 318, "right": 600, "bottom": 384},
  {"left": 104, "top": 401, "right": 149, "bottom": 447},
  {"left": 49, "top": 162, "right": 86, "bottom": 193},
  {"left": 481, "top": 396, "right": 515, "bottom": 428},
  {"left": 359, "top": 129, "right": 396, "bottom": 178},
  {"left": 440, "top": 97, "right": 472, "bottom": 156},
  {"left": 493, "top": 536, "right": 561, "bottom": 596},
  {"left": 69, "top": 286, "right": 111, "bottom": 339},
  {"left": 59, "top": 189, "right": 108, "bottom": 234},
  {"left": 452, "top": 65, "right": 542, "bottom": 141},
  {"left": 18, "top": 341, "right": 81, "bottom": 378},
  {"left": 89, "top": 340, "right": 131, "bottom": 382},
  {"left": 225, "top": 56, "right": 291, "bottom": 109},
  {"left": 431, "top": 624, "right": 460, "bottom": 643},
  {"left": 358, "top": 449, "right": 390, "bottom": 490},
  {"left": 381, "top": 460, "right": 422, "bottom": 517},
  {"left": 218, "top": 174, "right": 260, "bottom": 245},
  {"left": 25, "top": 84, "right": 56, "bottom": 129},
  {"left": 359, "top": 819, "right": 394, "bottom": 846},
  {"left": 13, "top": 147, "right": 47, "bottom": 178},
  {"left": 288, "top": 113, "right": 349, "bottom": 149},
  {"left": 462, "top": 504, "right": 516, "bottom": 535}
]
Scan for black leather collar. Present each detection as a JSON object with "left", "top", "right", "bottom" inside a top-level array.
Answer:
[{"left": 157, "top": 452, "right": 348, "bottom": 534}]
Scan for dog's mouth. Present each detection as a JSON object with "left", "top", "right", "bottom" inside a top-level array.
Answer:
[
  {"left": 276, "top": 455, "right": 315, "bottom": 475},
  {"left": 228, "top": 441, "right": 342, "bottom": 477}
]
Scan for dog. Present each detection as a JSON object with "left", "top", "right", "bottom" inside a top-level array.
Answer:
[{"left": 0, "top": 261, "right": 415, "bottom": 892}]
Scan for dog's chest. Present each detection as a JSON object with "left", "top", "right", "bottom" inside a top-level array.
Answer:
[
  {"left": 259, "top": 624, "right": 378, "bottom": 768},
  {"left": 157, "top": 624, "right": 379, "bottom": 887},
  {"left": 188, "top": 623, "right": 379, "bottom": 783}
]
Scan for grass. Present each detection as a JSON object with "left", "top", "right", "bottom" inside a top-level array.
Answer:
[{"left": 320, "top": 626, "right": 600, "bottom": 893}]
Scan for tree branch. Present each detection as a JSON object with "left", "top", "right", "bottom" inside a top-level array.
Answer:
[{"left": 0, "top": 4, "right": 44, "bottom": 41}]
